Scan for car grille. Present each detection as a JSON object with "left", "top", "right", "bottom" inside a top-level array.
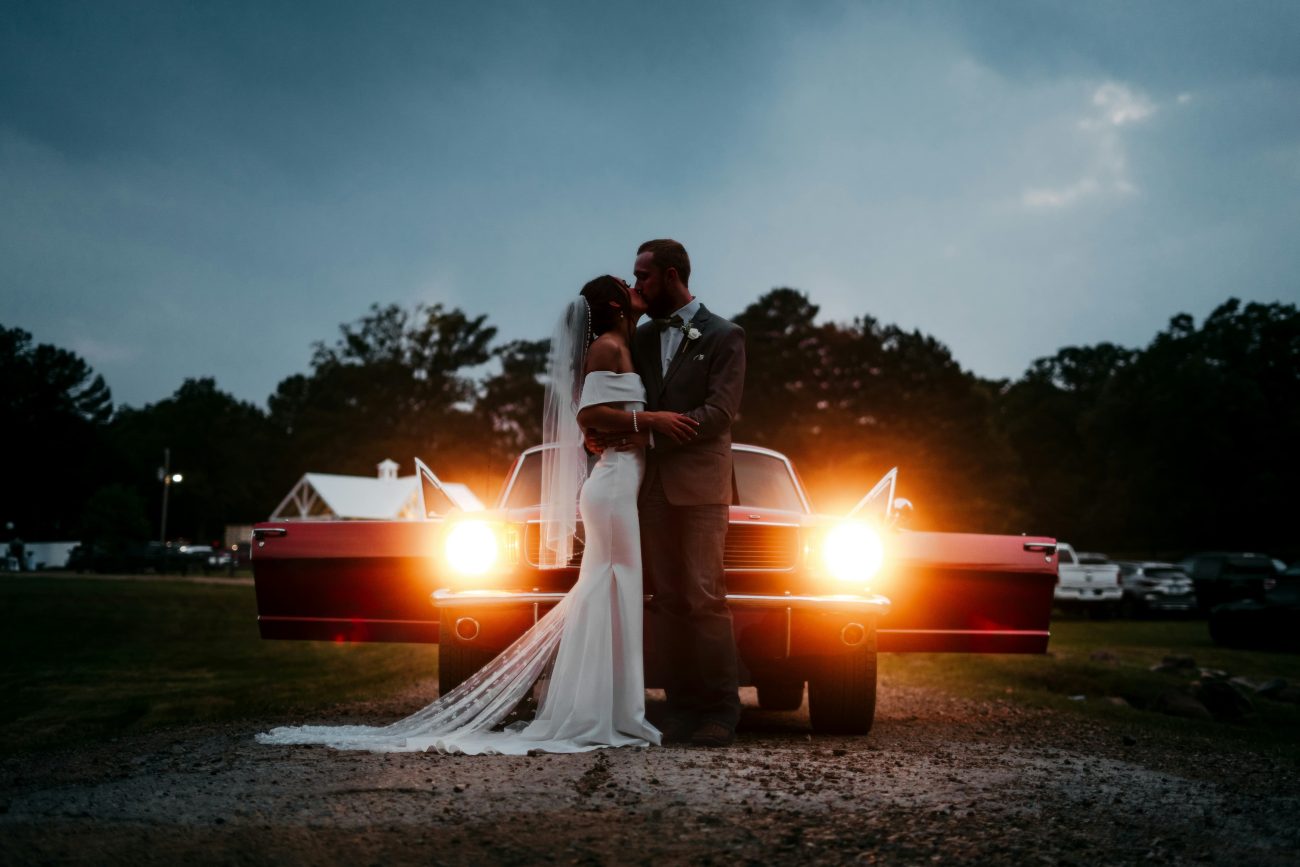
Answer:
[{"left": 524, "top": 522, "right": 799, "bottom": 571}]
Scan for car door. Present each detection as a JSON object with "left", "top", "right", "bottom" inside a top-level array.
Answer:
[
  {"left": 252, "top": 519, "right": 444, "bottom": 642},
  {"left": 842, "top": 470, "right": 1057, "bottom": 653},
  {"left": 874, "top": 530, "right": 1057, "bottom": 652},
  {"left": 251, "top": 460, "right": 465, "bottom": 643}
]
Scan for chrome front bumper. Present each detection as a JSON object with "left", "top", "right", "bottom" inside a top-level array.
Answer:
[
  {"left": 432, "top": 588, "right": 890, "bottom": 658},
  {"left": 431, "top": 588, "right": 891, "bottom": 615}
]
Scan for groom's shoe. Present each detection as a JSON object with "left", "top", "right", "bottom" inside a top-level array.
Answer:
[
  {"left": 662, "top": 718, "right": 697, "bottom": 745},
  {"left": 689, "top": 721, "right": 736, "bottom": 748}
]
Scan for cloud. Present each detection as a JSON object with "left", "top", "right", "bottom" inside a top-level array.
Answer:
[
  {"left": 1021, "top": 177, "right": 1100, "bottom": 209},
  {"left": 1087, "top": 82, "right": 1156, "bottom": 128},
  {"left": 68, "top": 336, "right": 142, "bottom": 366},
  {"left": 1021, "top": 81, "right": 1157, "bottom": 210}
]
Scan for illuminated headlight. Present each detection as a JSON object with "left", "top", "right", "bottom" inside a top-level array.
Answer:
[
  {"left": 444, "top": 521, "right": 500, "bottom": 576},
  {"left": 822, "top": 521, "right": 885, "bottom": 585}
]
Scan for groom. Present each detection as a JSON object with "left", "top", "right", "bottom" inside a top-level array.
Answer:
[{"left": 630, "top": 239, "right": 746, "bottom": 747}]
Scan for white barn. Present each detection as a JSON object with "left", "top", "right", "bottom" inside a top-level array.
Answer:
[{"left": 270, "top": 459, "right": 483, "bottom": 521}]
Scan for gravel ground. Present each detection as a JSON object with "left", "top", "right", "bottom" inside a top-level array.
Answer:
[{"left": 3, "top": 671, "right": 1298, "bottom": 866}]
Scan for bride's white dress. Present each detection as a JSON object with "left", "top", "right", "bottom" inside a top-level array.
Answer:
[{"left": 257, "top": 371, "right": 660, "bottom": 754}]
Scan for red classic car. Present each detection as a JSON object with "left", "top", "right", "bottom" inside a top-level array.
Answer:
[{"left": 252, "top": 444, "right": 1057, "bottom": 735}]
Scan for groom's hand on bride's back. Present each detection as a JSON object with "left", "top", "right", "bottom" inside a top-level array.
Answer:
[{"left": 584, "top": 429, "right": 653, "bottom": 453}]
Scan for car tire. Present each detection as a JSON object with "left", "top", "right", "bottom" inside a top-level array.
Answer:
[
  {"left": 808, "top": 633, "right": 878, "bottom": 735},
  {"left": 756, "top": 680, "right": 805, "bottom": 711},
  {"left": 438, "top": 609, "right": 497, "bottom": 695}
]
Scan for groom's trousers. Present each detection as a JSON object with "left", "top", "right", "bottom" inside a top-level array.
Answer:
[{"left": 639, "top": 474, "right": 741, "bottom": 730}]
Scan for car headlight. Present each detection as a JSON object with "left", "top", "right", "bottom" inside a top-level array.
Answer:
[
  {"left": 822, "top": 521, "right": 885, "bottom": 585},
  {"left": 444, "top": 520, "right": 500, "bottom": 576}
]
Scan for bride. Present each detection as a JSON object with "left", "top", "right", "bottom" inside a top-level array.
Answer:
[{"left": 257, "top": 276, "right": 699, "bottom": 754}]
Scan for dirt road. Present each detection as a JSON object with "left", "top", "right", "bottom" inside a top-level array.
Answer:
[{"left": 3, "top": 673, "right": 1297, "bottom": 865}]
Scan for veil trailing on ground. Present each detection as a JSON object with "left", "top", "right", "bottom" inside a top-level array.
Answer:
[
  {"left": 256, "top": 299, "right": 594, "bottom": 753},
  {"left": 255, "top": 594, "right": 573, "bottom": 752},
  {"left": 540, "top": 296, "right": 591, "bottom": 568}
]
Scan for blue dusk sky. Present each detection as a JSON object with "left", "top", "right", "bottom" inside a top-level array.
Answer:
[{"left": 2, "top": 0, "right": 1298, "bottom": 407}]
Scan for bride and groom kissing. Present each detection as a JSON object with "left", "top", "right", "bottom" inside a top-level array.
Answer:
[{"left": 259, "top": 238, "right": 746, "bottom": 754}]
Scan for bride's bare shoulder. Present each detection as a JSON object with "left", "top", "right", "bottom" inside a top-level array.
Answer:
[{"left": 585, "top": 334, "right": 629, "bottom": 374}]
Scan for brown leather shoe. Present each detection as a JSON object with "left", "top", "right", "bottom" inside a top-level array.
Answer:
[{"left": 689, "top": 721, "right": 736, "bottom": 748}]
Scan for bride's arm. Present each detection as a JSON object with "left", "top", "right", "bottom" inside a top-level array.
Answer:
[{"left": 575, "top": 341, "right": 699, "bottom": 443}]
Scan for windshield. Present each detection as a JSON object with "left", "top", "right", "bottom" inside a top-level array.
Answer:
[
  {"left": 501, "top": 448, "right": 807, "bottom": 513},
  {"left": 503, "top": 451, "right": 598, "bottom": 509},
  {"left": 733, "top": 450, "right": 806, "bottom": 513}
]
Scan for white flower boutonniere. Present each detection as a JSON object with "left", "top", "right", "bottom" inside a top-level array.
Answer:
[{"left": 685, "top": 325, "right": 702, "bottom": 341}]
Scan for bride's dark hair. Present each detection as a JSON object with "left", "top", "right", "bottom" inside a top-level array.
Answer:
[{"left": 580, "top": 275, "right": 633, "bottom": 344}]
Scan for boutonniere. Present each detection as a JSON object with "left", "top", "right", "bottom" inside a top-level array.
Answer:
[{"left": 684, "top": 323, "right": 701, "bottom": 341}]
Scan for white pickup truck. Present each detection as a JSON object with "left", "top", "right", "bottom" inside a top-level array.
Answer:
[{"left": 1054, "top": 544, "right": 1123, "bottom": 617}]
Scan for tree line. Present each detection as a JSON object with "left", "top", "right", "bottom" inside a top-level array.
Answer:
[{"left": 2, "top": 291, "right": 1296, "bottom": 560}]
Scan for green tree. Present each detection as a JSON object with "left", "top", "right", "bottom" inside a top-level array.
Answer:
[
  {"left": 110, "top": 378, "right": 283, "bottom": 542},
  {"left": 268, "top": 303, "right": 498, "bottom": 492},
  {"left": 0, "top": 325, "right": 113, "bottom": 537},
  {"left": 997, "top": 342, "right": 1136, "bottom": 543},
  {"left": 731, "top": 288, "right": 828, "bottom": 451},
  {"left": 79, "top": 483, "right": 151, "bottom": 569},
  {"left": 1093, "top": 300, "right": 1299, "bottom": 554},
  {"left": 731, "top": 291, "right": 1019, "bottom": 532},
  {"left": 478, "top": 338, "right": 549, "bottom": 464}
]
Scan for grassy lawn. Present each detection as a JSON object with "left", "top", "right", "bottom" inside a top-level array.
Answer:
[
  {"left": 1, "top": 576, "right": 437, "bottom": 757},
  {"left": 882, "top": 617, "right": 1300, "bottom": 759},
  {"left": 4, "top": 576, "right": 1298, "bottom": 760}
]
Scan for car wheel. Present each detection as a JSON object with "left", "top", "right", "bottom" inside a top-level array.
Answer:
[
  {"left": 808, "top": 633, "right": 878, "bottom": 735},
  {"left": 756, "top": 679, "right": 805, "bottom": 711},
  {"left": 438, "top": 609, "right": 497, "bottom": 695}
]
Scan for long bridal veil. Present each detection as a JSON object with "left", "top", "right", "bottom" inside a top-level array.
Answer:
[
  {"left": 540, "top": 296, "right": 589, "bottom": 567},
  {"left": 257, "top": 299, "right": 592, "bottom": 753}
]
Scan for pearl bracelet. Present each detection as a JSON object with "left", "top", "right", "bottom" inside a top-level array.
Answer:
[{"left": 632, "top": 410, "right": 639, "bottom": 433}]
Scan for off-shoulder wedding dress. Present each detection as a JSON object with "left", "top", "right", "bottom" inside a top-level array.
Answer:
[{"left": 257, "top": 371, "right": 660, "bottom": 754}]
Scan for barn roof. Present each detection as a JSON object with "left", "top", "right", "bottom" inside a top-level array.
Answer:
[{"left": 269, "top": 462, "right": 483, "bottom": 521}]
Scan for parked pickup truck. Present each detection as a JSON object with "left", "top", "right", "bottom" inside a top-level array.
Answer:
[{"left": 1054, "top": 544, "right": 1122, "bottom": 617}]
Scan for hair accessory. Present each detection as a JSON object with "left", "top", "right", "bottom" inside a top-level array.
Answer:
[{"left": 582, "top": 297, "right": 594, "bottom": 347}]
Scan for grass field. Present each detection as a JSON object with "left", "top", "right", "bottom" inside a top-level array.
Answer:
[
  {"left": 3, "top": 575, "right": 1298, "bottom": 758},
  {"left": 1, "top": 575, "right": 437, "bottom": 756},
  {"left": 885, "top": 615, "right": 1300, "bottom": 758}
]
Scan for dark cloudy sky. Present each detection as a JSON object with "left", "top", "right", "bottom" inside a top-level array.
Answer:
[{"left": 2, "top": 1, "right": 1298, "bottom": 407}]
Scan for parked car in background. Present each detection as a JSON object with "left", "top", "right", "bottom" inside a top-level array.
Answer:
[
  {"left": 1116, "top": 562, "right": 1196, "bottom": 617},
  {"left": 1179, "top": 552, "right": 1281, "bottom": 614},
  {"left": 252, "top": 445, "right": 1059, "bottom": 736},
  {"left": 1208, "top": 581, "right": 1300, "bottom": 651},
  {"left": 1054, "top": 544, "right": 1123, "bottom": 618}
]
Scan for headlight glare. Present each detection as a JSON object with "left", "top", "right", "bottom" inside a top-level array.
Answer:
[
  {"left": 444, "top": 520, "right": 500, "bottom": 576},
  {"left": 822, "top": 521, "right": 884, "bottom": 585}
]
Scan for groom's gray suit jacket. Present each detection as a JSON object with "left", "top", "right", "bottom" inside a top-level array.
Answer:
[{"left": 635, "top": 304, "right": 746, "bottom": 506}]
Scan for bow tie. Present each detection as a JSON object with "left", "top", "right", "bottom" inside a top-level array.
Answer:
[{"left": 652, "top": 314, "right": 684, "bottom": 332}]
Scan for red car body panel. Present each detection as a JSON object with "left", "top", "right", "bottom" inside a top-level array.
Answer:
[{"left": 252, "top": 515, "right": 1056, "bottom": 655}]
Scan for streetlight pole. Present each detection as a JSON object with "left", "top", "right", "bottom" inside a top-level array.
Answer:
[{"left": 158, "top": 448, "right": 183, "bottom": 544}]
